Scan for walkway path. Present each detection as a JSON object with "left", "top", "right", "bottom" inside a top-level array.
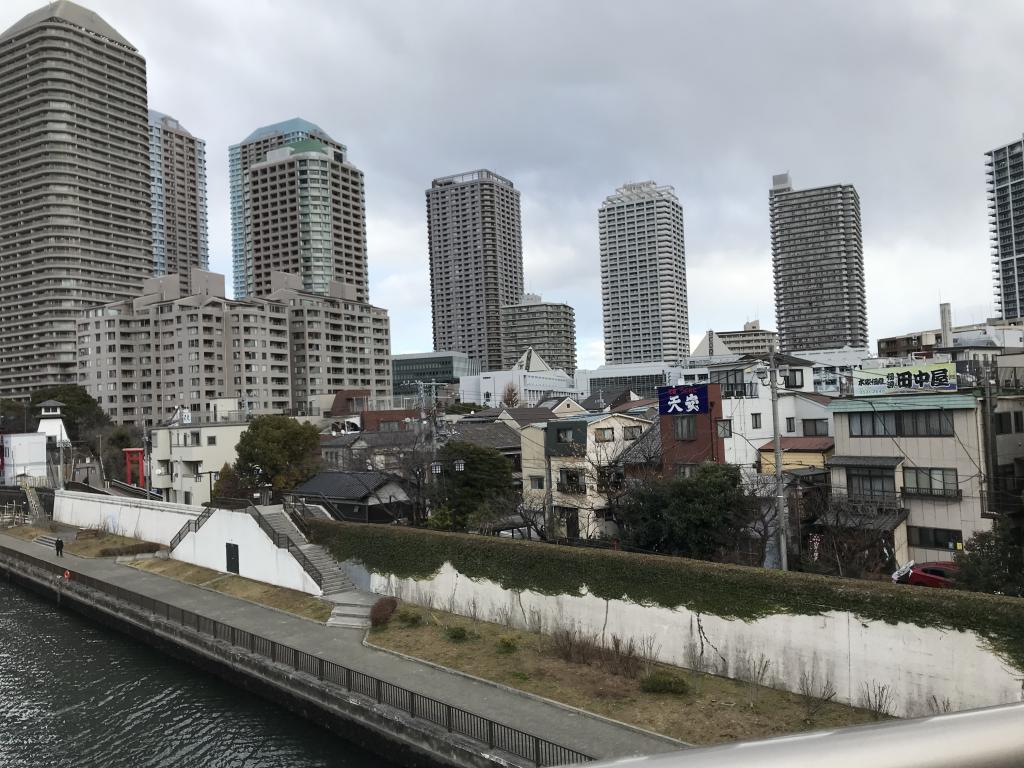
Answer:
[{"left": 0, "top": 532, "right": 682, "bottom": 763}]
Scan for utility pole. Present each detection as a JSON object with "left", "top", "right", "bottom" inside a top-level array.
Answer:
[{"left": 770, "top": 347, "right": 787, "bottom": 571}]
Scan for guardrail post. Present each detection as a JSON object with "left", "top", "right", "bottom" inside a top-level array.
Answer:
[
  {"left": 409, "top": 692, "right": 416, "bottom": 719},
  {"left": 533, "top": 736, "right": 541, "bottom": 766},
  {"left": 318, "top": 658, "right": 324, "bottom": 681},
  {"left": 446, "top": 705, "right": 453, "bottom": 733},
  {"left": 270, "top": 642, "right": 276, "bottom": 663},
  {"left": 345, "top": 667, "right": 351, "bottom": 691},
  {"left": 487, "top": 720, "right": 494, "bottom": 749},
  {"left": 376, "top": 678, "right": 382, "bottom": 704}
]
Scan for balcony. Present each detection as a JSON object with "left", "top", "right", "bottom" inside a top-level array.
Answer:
[
  {"left": 902, "top": 487, "right": 962, "bottom": 500},
  {"left": 719, "top": 382, "right": 759, "bottom": 398},
  {"left": 556, "top": 481, "right": 587, "bottom": 495},
  {"left": 831, "top": 489, "right": 904, "bottom": 510}
]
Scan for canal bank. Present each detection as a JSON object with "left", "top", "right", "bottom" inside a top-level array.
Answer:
[{"left": 0, "top": 534, "right": 681, "bottom": 767}]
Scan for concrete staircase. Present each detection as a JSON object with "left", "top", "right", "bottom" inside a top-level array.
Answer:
[
  {"left": 259, "top": 509, "right": 371, "bottom": 627},
  {"left": 34, "top": 534, "right": 58, "bottom": 551},
  {"left": 21, "top": 483, "right": 44, "bottom": 521}
]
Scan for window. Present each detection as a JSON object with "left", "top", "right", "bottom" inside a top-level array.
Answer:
[
  {"left": 206, "top": 436, "right": 216, "bottom": 446},
  {"left": 907, "top": 526, "right": 963, "bottom": 551},
  {"left": 379, "top": 420, "right": 400, "bottom": 432},
  {"left": 623, "top": 426, "right": 643, "bottom": 441},
  {"left": 997, "top": 412, "right": 1013, "bottom": 435},
  {"left": 716, "top": 419, "right": 732, "bottom": 438},
  {"left": 675, "top": 463, "right": 698, "bottom": 478},
  {"left": 1016, "top": 412, "right": 1024, "bottom": 433},
  {"left": 848, "top": 410, "right": 952, "bottom": 437},
  {"left": 785, "top": 417, "right": 795, "bottom": 433},
  {"left": 751, "top": 413, "right": 762, "bottom": 430},
  {"left": 802, "top": 419, "right": 828, "bottom": 436},
  {"left": 846, "top": 467, "right": 896, "bottom": 499},
  {"left": 595, "top": 427, "right": 615, "bottom": 442},
  {"left": 673, "top": 414, "right": 696, "bottom": 441},
  {"left": 784, "top": 369, "right": 804, "bottom": 389},
  {"left": 903, "top": 467, "right": 958, "bottom": 498},
  {"left": 556, "top": 428, "right": 574, "bottom": 444},
  {"left": 529, "top": 476, "right": 544, "bottom": 490}
]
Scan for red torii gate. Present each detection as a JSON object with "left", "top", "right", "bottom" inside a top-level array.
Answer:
[{"left": 122, "top": 447, "right": 145, "bottom": 487}]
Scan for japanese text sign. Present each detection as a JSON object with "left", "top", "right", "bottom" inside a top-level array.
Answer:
[
  {"left": 658, "top": 384, "right": 709, "bottom": 415},
  {"left": 852, "top": 363, "right": 957, "bottom": 397}
]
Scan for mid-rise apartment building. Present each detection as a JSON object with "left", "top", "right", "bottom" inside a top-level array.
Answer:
[
  {"left": 770, "top": 173, "right": 867, "bottom": 352},
  {"left": 692, "top": 320, "right": 777, "bottom": 357},
  {"left": 0, "top": 2, "right": 153, "bottom": 398},
  {"left": 230, "top": 118, "right": 366, "bottom": 301},
  {"left": 599, "top": 181, "right": 689, "bottom": 365},
  {"left": 500, "top": 294, "right": 577, "bottom": 374},
  {"left": 427, "top": 170, "right": 524, "bottom": 371},
  {"left": 266, "top": 273, "right": 392, "bottom": 413},
  {"left": 77, "top": 271, "right": 291, "bottom": 427},
  {"left": 149, "top": 110, "right": 208, "bottom": 280},
  {"left": 987, "top": 135, "right": 1024, "bottom": 320}
]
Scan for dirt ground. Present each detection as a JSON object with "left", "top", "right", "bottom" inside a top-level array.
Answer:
[
  {"left": 131, "top": 558, "right": 333, "bottom": 622},
  {"left": 370, "top": 606, "right": 882, "bottom": 745}
]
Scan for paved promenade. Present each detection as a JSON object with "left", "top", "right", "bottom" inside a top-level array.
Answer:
[{"left": 0, "top": 532, "right": 683, "bottom": 762}]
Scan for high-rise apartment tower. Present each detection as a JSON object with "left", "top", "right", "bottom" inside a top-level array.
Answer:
[
  {"left": 229, "top": 118, "right": 367, "bottom": 301},
  {"left": 149, "top": 110, "right": 208, "bottom": 281},
  {"left": 427, "top": 170, "right": 523, "bottom": 372},
  {"left": 769, "top": 173, "right": 867, "bottom": 352},
  {"left": 501, "top": 293, "right": 577, "bottom": 374},
  {"left": 987, "top": 136, "right": 1024, "bottom": 320},
  {"left": 599, "top": 181, "right": 689, "bottom": 365},
  {"left": 0, "top": 1, "right": 153, "bottom": 399}
]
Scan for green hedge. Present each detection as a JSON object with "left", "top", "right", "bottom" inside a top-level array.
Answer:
[{"left": 309, "top": 520, "right": 1024, "bottom": 670}]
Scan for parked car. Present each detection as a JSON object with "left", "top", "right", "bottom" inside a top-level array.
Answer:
[{"left": 892, "top": 561, "right": 959, "bottom": 588}]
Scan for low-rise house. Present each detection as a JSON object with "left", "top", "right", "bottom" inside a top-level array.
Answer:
[
  {"left": 151, "top": 418, "right": 248, "bottom": 506},
  {"left": 320, "top": 430, "right": 421, "bottom": 473},
  {"left": 293, "top": 471, "right": 410, "bottom": 522},
  {"left": 446, "top": 421, "right": 523, "bottom": 476},
  {"left": 520, "top": 413, "right": 652, "bottom": 539},
  {"left": 827, "top": 393, "right": 989, "bottom": 564}
]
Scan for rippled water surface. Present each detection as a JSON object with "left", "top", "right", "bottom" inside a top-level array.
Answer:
[{"left": 0, "top": 582, "right": 395, "bottom": 767}]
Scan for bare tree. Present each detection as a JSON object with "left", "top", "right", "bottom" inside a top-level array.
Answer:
[
  {"left": 500, "top": 383, "right": 521, "bottom": 408},
  {"left": 801, "top": 494, "right": 900, "bottom": 578}
]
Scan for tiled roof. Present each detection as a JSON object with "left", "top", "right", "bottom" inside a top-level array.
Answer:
[
  {"left": 758, "top": 437, "right": 835, "bottom": 452},
  {"left": 448, "top": 422, "right": 521, "bottom": 451},
  {"left": 826, "top": 455, "right": 904, "bottom": 468},
  {"left": 295, "top": 471, "right": 395, "bottom": 501}
]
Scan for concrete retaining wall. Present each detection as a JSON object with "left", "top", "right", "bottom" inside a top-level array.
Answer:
[
  {"left": 172, "top": 508, "right": 320, "bottom": 595},
  {"left": 54, "top": 490, "right": 200, "bottom": 545},
  {"left": 354, "top": 561, "right": 1024, "bottom": 719}
]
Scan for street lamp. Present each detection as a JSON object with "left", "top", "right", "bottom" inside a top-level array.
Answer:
[
  {"left": 755, "top": 348, "right": 790, "bottom": 571},
  {"left": 195, "top": 469, "right": 219, "bottom": 506}
]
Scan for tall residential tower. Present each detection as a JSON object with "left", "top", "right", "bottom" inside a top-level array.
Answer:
[
  {"left": 0, "top": 1, "right": 152, "bottom": 398},
  {"left": 229, "top": 118, "right": 367, "bottom": 301},
  {"left": 427, "top": 170, "right": 523, "bottom": 372},
  {"left": 599, "top": 181, "right": 689, "bottom": 366},
  {"left": 149, "top": 110, "right": 208, "bottom": 281},
  {"left": 770, "top": 173, "right": 867, "bottom": 352},
  {"left": 987, "top": 136, "right": 1024, "bottom": 320}
]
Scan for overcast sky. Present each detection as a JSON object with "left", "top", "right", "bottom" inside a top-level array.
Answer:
[{"left": 11, "top": 0, "right": 1022, "bottom": 368}]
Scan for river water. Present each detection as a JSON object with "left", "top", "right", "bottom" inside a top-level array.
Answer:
[{"left": 0, "top": 581, "right": 395, "bottom": 767}]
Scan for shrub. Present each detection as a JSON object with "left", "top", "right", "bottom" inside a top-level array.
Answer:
[
  {"left": 369, "top": 597, "right": 398, "bottom": 627},
  {"left": 550, "top": 625, "right": 599, "bottom": 664},
  {"left": 639, "top": 670, "right": 690, "bottom": 695},
  {"left": 395, "top": 606, "right": 423, "bottom": 628},
  {"left": 496, "top": 635, "right": 518, "bottom": 654},
  {"left": 444, "top": 625, "right": 469, "bottom": 642},
  {"left": 308, "top": 519, "right": 1024, "bottom": 672}
]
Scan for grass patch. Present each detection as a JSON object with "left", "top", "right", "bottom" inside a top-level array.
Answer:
[
  {"left": 640, "top": 670, "right": 689, "bottom": 695},
  {"left": 129, "top": 558, "right": 333, "bottom": 622},
  {"left": 1, "top": 525, "right": 54, "bottom": 542},
  {"left": 66, "top": 532, "right": 159, "bottom": 558},
  {"left": 368, "top": 608, "right": 879, "bottom": 745},
  {"left": 310, "top": 520, "right": 1024, "bottom": 671},
  {"left": 444, "top": 625, "right": 470, "bottom": 642}
]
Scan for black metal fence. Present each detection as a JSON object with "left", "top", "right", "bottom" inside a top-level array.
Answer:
[{"left": 0, "top": 548, "right": 591, "bottom": 767}]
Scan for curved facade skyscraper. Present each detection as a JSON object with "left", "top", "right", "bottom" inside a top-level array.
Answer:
[
  {"left": 599, "top": 181, "right": 689, "bottom": 365},
  {"left": 0, "top": 1, "right": 152, "bottom": 399}
]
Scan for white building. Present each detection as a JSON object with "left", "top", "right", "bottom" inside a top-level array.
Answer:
[
  {"left": 459, "top": 348, "right": 578, "bottom": 408},
  {"left": 151, "top": 416, "right": 249, "bottom": 506},
  {"left": 599, "top": 181, "right": 689, "bottom": 365},
  {"left": 1, "top": 433, "right": 47, "bottom": 485},
  {"left": 692, "top": 321, "right": 778, "bottom": 358},
  {"left": 575, "top": 361, "right": 687, "bottom": 401}
]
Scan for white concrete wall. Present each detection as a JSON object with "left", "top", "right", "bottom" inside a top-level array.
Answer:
[
  {"left": 171, "top": 508, "right": 320, "bottom": 595},
  {"left": 2, "top": 433, "right": 48, "bottom": 484},
  {"left": 53, "top": 490, "right": 201, "bottom": 545},
  {"left": 358, "top": 561, "right": 1023, "bottom": 719}
]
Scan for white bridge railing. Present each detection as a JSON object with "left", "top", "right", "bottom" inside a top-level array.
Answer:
[{"left": 582, "top": 703, "right": 1024, "bottom": 768}]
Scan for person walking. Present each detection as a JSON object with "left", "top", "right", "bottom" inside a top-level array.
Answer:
[{"left": 54, "top": 538, "right": 63, "bottom": 557}]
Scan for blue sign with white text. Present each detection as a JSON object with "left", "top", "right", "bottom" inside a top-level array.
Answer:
[{"left": 657, "top": 384, "right": 709, "bottom": 415}]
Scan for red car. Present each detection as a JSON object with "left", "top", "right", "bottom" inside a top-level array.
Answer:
[{"left": 893, "top": 561, "right": 959, "bottom": 588}]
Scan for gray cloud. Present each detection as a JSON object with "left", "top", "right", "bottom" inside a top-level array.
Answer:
[{"left": 10, "top": 0, "right": 1022, "bottom": 366}]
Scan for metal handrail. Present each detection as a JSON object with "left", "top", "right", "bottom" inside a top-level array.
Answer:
[
  {"left": 168, "top": 505, "right": 215, "bottom": 550},
  {"left": 583, "top": 702, "right": 1024, "bottom": 767},
  {"left": 0, "top": 548, "right": 590, "bottom": 767}
]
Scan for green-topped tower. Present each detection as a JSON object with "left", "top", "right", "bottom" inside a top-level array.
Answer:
[{"left": 229, "top": 119, "right": 367, "bottom": 300}]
